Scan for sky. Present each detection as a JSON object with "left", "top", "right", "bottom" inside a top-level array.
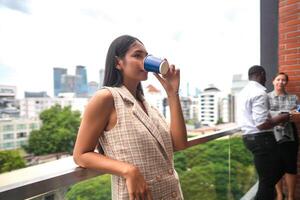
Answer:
[{"left": 0, "top": 0, "right": 260, "bottom": 98}]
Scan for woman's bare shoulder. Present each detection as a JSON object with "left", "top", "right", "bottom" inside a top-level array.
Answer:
[
  {"left": 86, "top": 89, "right": 114, "bottom": 113},
  {"left": 94, "top": 88, "right": 114, "bottom": 101}
]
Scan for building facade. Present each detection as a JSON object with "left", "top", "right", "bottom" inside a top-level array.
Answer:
[
  {"left": 20, "top": 96, "right": 88, "bottom": 119},
  {"left": 99, "top": 69, "right": 105, "bottom": 88},
  {"left": 189, "top": 96, "right": 200, "bottom": 123},
  {"left": 199, "top": 85, "right": 221, "bottom": 126},
  {"left": 0, "top": 85, "right": 19, "bottom": 118},
  {"left": 75, "top": 65, "right": 88, "bottom": 97},
  {"left": 61, "top": 74, "right": 80, "bottom": 94},
  {"left": 53, "top": 68, "right": 67, "bottom": 97},
  {"left": 277, "top": 1, "right": 300, "bottom": 198},
  {"left": 231, "top": 74, "right": 248, "bottom": 122},
  {"left": 54, "top": 66, "right": 89, "bottom": 97},
  {"left": 88, "top": 81, "right": 99, "bottom": 97},
  {"left": 0, "top": 118, "right": 41, "bottom": 150},
  {"left": 144, "top": 84, "right": 164, "bottom": 114}
]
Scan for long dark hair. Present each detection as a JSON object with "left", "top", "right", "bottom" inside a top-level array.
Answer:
[{"left": 103, "top": 35, "right": 144, "bottom": 95}]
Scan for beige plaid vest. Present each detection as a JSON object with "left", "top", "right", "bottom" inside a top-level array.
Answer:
[{"left": 98, "top": 86, "right": 183, "bottom": 200}]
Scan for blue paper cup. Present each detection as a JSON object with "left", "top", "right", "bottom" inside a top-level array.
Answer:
[{"left": 144, "top": 55, "right": 169, "bottom": 75}]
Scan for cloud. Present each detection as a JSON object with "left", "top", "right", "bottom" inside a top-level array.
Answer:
[{"left": 0, "top": 0, "right": 30, "bottom": 13}]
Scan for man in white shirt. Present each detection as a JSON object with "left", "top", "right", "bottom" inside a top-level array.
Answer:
[{"left": 238, "top": 65, "right": 290, "bottom": 200}]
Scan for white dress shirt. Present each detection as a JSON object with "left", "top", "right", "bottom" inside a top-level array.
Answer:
[{"left": 237, "top": 81, "right": 271, "bottom": 135}]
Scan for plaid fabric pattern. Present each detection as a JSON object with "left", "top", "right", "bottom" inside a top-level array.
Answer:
[
  {"left": 98, "top": 86, "right": 183, "bottom": 200},
  {"left": 268, "top": 91, "right": 298, "bottom": 111},
  {"left": 268, "top": 91, "right": 298, "bottom": 142}
]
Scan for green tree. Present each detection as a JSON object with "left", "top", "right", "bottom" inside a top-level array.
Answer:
[
  {"left": 24, "top": 105, "right": 81, "bottom": 155},
  {"left": 174, "top": 151, "right": 187, "bottom": 173},
  {"left": 66, "top": 174, "right": 111, "bottom": 200},
  {"left": 0, "top": 150, "right": 26, "bottom": 173},
  {"left": 175, "top": 136, "right": 256, "bottom": 199},
  {"left": 180, "top": 166, "right": 217, "bottom": 200}
]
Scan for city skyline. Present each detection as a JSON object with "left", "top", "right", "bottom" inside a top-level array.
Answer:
[{"left": 0, "top": 0, "right": 259, "bottom": 98}]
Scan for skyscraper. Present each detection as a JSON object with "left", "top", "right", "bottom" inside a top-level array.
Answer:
[
  {"left": 199, "top": 85, "right": 221, "bottom": 126},
  {"left": 75, "top": 66, "right": 88, "bottom": 97},
  {"left": 99, "top": 69, "right": 105, "bottom": 88},
  {"left": 61, "top": 74, "right": 79, "bottom": 94},
  {"left": 53, "top": 68, "right": 67, "bottom": 97},
  {"left": 88, "top": 81, "right": 99, "bottom": 97}
]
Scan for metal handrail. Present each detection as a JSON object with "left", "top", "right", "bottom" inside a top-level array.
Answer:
[
  {"left": 187, "top": 126, "right": 241, "bottom": 147},
  {"left": 0, "top": 126, "right": 241, "bottom": 200},
  {"left": 240, "top": 181, "right": 258, "bottom": 200}
]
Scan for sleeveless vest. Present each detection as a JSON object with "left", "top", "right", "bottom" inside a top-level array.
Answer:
[{"left": 98, "top": 86, "right": 183, "bottom": 200}]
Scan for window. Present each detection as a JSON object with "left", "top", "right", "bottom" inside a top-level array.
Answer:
[
  {"left": 3, "top": 142, "right": 14, "bottom": 149},
  {"left": 3, "top": 133, "right": 14, "bottom": 140},
  {"left": 30, "top": 123, "right": 38, "bottom": 130},
  {"left": 17, "top": 124, "right": 27, "bottom": 130},
  {"left": 3, "top": 125, "right": 14, "bottom": 132},
  {"left": 17, "top": 132, "right": 27, "bottom": 138},
  {"left": 17, "top": 140, "right": 27, "bottom": 147}
]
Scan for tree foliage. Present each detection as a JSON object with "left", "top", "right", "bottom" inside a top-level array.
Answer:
[
  {"left": 174, "top": 136, "right": 256, "bottom": 200},
  {"left": 66, "top": 175, "right": 111, "bottom": 200},
  {"left": 180, "top": 165, "right": 218, "bottom": 200},
  {"left": 24, "top": 105, "right": 81, "bottom": 155},
  {"left": 0, "top": 150, "right": 26, "bottom": 173}
]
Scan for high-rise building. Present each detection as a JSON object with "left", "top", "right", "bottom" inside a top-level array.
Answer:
[
  {"left": 195, "top": 88, "right": 201, "bottom": 97},
  {"left": 54, "top": 66, "right": 89, "bottom": 97},
  {"left": 144, "top": 84, "right": 164, "bottom": 114},
  {"left": 219, "top": 94, "right": 234, "bottom": 123},
  {"left": 231, "top": 74, "right": 248, "bottom": 122},
  {"left": 180, "top": 97, "right": 192, "bottom": 121},
  {"left": 88, "top": 81, "right": 99, "bottom": 97},
  {"left": 231, "top": 74, "right": 248, "bottom": 95},
  {"left": 190, "top": 96, "right": 200, "bottom": 122},
  {"left": 53, "top": 68, "right": 67, "bottom": 97},
  {"left": 199, "top": 85, "right": 221, "bottom": 126},
  {"left": 0, "top": 85, "right": 19, "bottom": 118},
  {"left": 75, "top": 66, "right": 88, "bottom": 97},
  {"left": 99, "top": 69, "right": 105, "bottom": 88},
  {"left": 61, "top": 74, "right": 80, "bottom": 94}
]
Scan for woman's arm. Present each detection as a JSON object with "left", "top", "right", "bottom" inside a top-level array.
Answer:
[
  {"left": 167, "top": 92, "right": 188, "bottom": 151},
  {"left": 73, "top": 89, "right": 132, "bottom": 175},
  {"left": 154, "top": 65, "right": 188, "bottom": 151}
]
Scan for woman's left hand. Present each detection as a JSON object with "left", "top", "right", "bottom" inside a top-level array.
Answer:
[{"left": 153, "top": 64, "right": 180, "bottom": 97}]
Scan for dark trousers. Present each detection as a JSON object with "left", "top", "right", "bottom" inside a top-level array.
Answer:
[{"left": 243, "top": 132, "right": 284, "bottom": 200}]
